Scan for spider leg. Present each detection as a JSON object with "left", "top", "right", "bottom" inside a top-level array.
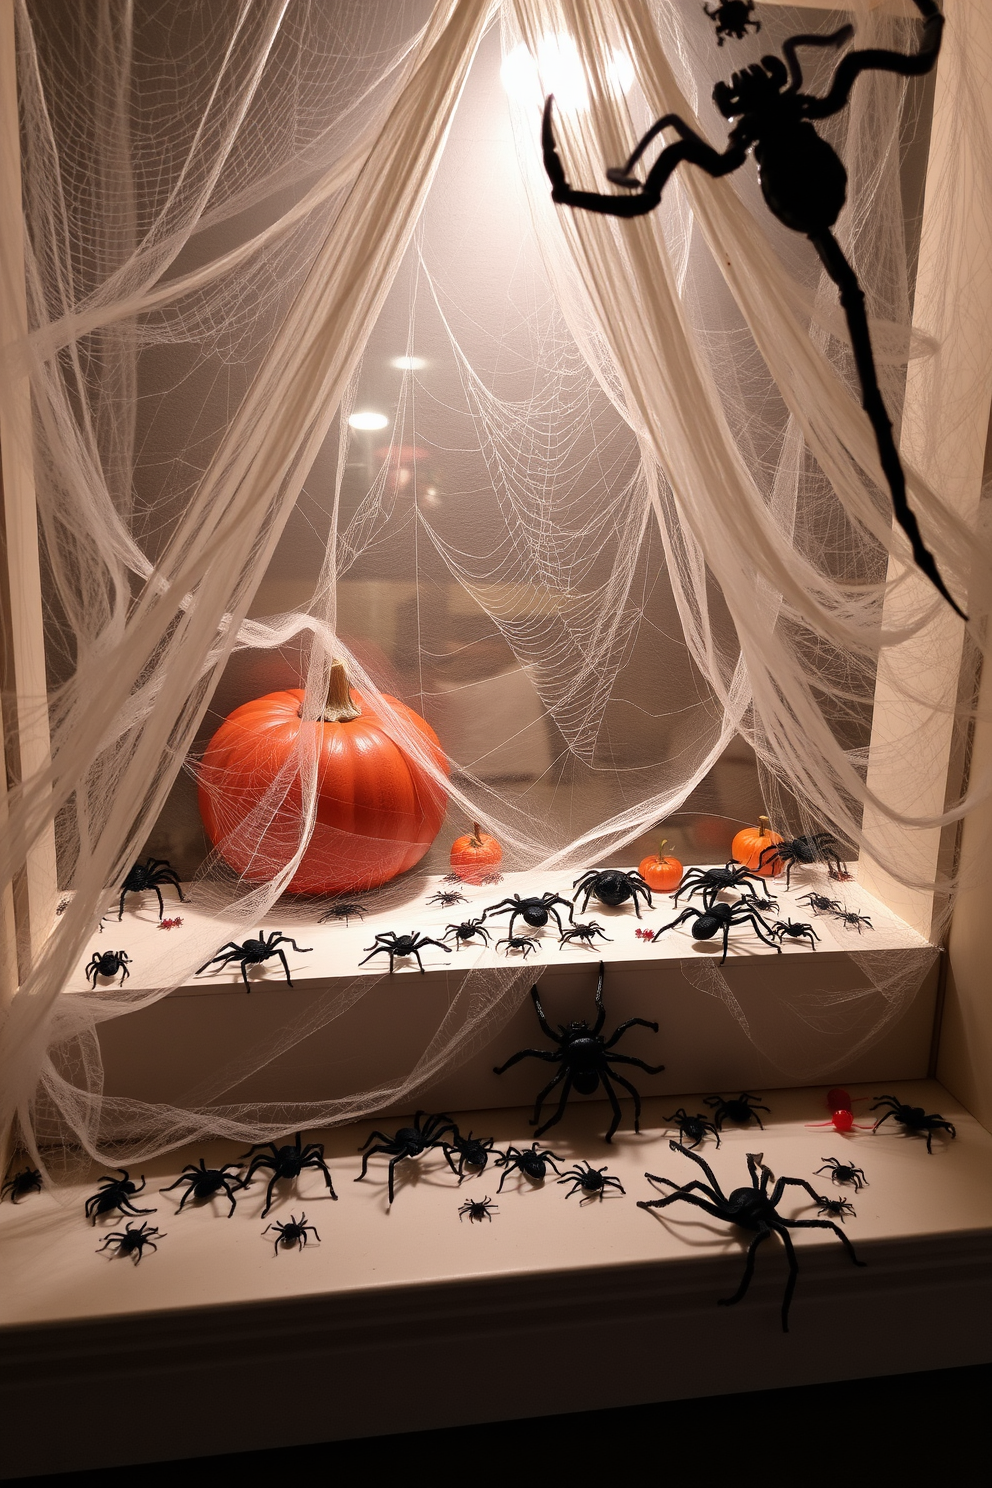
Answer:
[
  {"left": 592, "top": 961, "right": 606, "bottom": 1035},
  {"left": 533, "top": 1072, "right": 574, "bottom": 1138},
  {"left": 220, "top": 1178, "right": 239, "bottom": 1216},
  {"left": 606, "top": 1052, "right": 666, "bottom": 1076},
  {"left": 806, "top": 3, "right": 942, "bottom": 122},
  {"left": 260, "top": 1173, "right": 280, "bottom": 1218},
  {"left": 603, "top": 1017, "right": 659, "bottom": 1048},
  {"left": 737, "top": 911, "right": 782, "bottom": 952},
  {"left": 718, "top": 1225, "right": 772, "bottom": 1310},
  {"left": 779, "top": 1214, "right": 866, "bottom": 1268},
  {"left": 529, "top": 984, "right": 564, "bottom": 1045},
  {"left": 809, "top": 226, "right": 963, "bottom": 617},
  {"left": 606, "top": 1070, "right": 645, "bottom": 1134},
  {"left": 358, "top": 945, "right": 388, "bottom": 967},
  {"left": 769, "top": 1174, "right": 824, "bottom": 1208},
  {"left": 637, "top": 1188, "right": 729, "bottom": 1224},
  {"left": 651, "top": 908, "right": 699, "bottom": 941},
  {"left": 240, "top": 959, "right": 252, "bottom": 990},
  {"left": 492, "top": 1047, "right": 558, "bottom": 1076},
  {"left": 599, "top": 1073, "right": 625, "bottom": 1143},
  {"left": 275, "top": 949, "right": 293, "bottom": 987},
  {"left": 386, "top": 1154, "right": 408, "bottom": 1205},
  {"left": 355, "top": 1142, "right": 396, "bottom": 1183}
]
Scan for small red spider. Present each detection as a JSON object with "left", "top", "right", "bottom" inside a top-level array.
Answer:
[
  {"left": 159, "top": 917, "right": 184, "bottom": 930},
  {"left": 635, "top": 927, "right": 655, "bottom": 941}
]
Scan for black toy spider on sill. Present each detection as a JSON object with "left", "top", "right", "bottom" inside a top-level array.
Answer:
[
  {"left": 797, "top": 891, "right": 842, "bottom": 916},
  {"left": 770, "top": 919, "right": 819, "bottom": 950},
  {"left": 458, "top": 1196, "right": 498, "bottom": 1223},
  {"left": 1, "top": 1166, "right": 43, "bottom": 1202},
  {"left": 197, "top": 931, "right": 312, "bottom": 989},
  {"left": 355, "top": 1111, "right": 459, "bottom": 1204},
  {"left": 239, "top": 1133, "right": 337, "bottom": 1217},
  {"left": 816, "top": 1156, "right": 868, "bottom": 1190},
  {"left": 444, "top": 918, "right": 491, "bottom": 949},
  {"left": 427, "top": 888, "right": 468, "bottom": 908},
  {"left": 759, "top": 832, "right": 846, "bottom": 887},
  {"left": 705, "top": 1092, "right": 770, "bottom": 1130},
  {"left": 84, "top": 1169, "right": 156, "bottom": 1223},
  {"left": 674, "top": 863, "right": 765, "bottom": 907},
  {"left": 359, "top": 930, "right": 449, "bottom": 974},
  {"left": 559, "top": 920, "right": 612, "bottom": 949},
  {"left": 738, "top": 890, "right": 779, "bottom": 914},
  {"left": 638, "top": 1143, "right": 865, "bottom": 1331},
  {"left": 835, "top": 908, "right": 873, "bottom": 933},
  {"left": 160, "top": 1159, "right": 244, "bottom": 1217},
  {"left": 264, "top": 1212, "right": 320, "bottom": 1256},
  {"left": 558, "top": 1162, "right": 626, "bottom": 1203},
  {"left": 816, "top": 1193, "right": 856, "bottom": 1222},
  {"left": 318, "top": 901, "right": 367, "bottom": 927},
  {"left": 117, "top": 857, "right": 186, "bottom": 921},
  {"left": 705, "top": 1, "right": 760, "bottom": 47},
  {"left": 665, "top": 1107, "right": 721, "bottom": 1150},
  {"left": 96, "top": 1220, "right": 163, "bottom": 1263},
  {"left": 495, "top": 1142, "right": 564, "bottom": 1191},
  {"left": 543, "top": 1, "right": 963, "bottom": 618},
  {"left": 651, "top": 901, "right": 780, "bottom": 963},
  {"left": 871, "top": 1095, "right": 956, "bottom": 1154},
  {"left": 572, "top": 868, "right": 653, "bottom": 919},
  {"left": 483, "top": 891, "right": 574, "bottom": 938},
  {"left": 496, "top": 934, "right": 541, "bottom": 957},
  {"left": 492, "top": 961, "right": 664, "bottom": 1142},
  {"left": 442, "top": 1130, "right": 497, "bottom": 1181},
  {"left": 85, "top": 949, "right": 131, "bottom": 988}
]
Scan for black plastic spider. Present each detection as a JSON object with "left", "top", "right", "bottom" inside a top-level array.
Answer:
[
  {"left": 1, "top": 1166, "right": 43, "bottom": 1202},
  {"left": 318, "top": 901, "right": 367, "bottom": 926},
  {"left": 739, "top": 891, "right": 779, "bottom": 914},
  {"left": 459, "top": 1196, "right": 498, "bottom": 1223},
  {"left": 797, "top": 891, "right": 842, "bottom": 916},
  {"left": 96, "top": 1220, "right": 163, "bottom": 1263},
  {"left": 85, "top": 949, "right": 131, "bottom": 988},
  {"left": 442, "top": 1130, "right": 497, "bottom": 1181},
  {"left": 638, "top": 1144, "right": 865, "bottom": 1330},
  {"left": 816, "top": 1193, "right": 856, "bottom": 1222},
  {"left": 652, "top": 901, "right": 780, "bottom": 963},
  {"left": 85, "top": 1169, "right": 156, "bottom": 1223},
  {"left": 160, "top": 1159, "right": 244, "bottom": 1217},
  {"left": 816, "top": 1156, "right": 868, "bottom": 1191},
  {"left": 117, "top": 857, "right": 186, "bottom": 921},
  {"left": 871, "top": 1095, "right": 956, "bottom": 1154},
  {"left": 542, "top": 1, "right": 961, "bottom": 617},
  {"left": 665, "top": 1108, "right": 721, "bottom": 1150},
  {"left": 483, "top": 891, "right": 574, "bottom": 938},
  {"left": 558, "top": 1162, "right": 626, "bottom": 1203},
  {"left": 197, "top": 931, "right": 312, "bottom": 989},
  {"left": 771, "top": 919, "right": 819, "bottom": 950},
  {"left": 705, "top": 1092, "right": 770, "bottom": 1130},
  {"left": 444, "top": 918, "right": 491, "bottom": 949},
  {"left": 239, "top": 1133, "right": 337, "bottom": 1217},
  {"left": 835, "top": 909, "right": 873, "bottom": 933},
  {"left": 359, "top": 930, "right": 449, "bottom": 974},
  {"left": 355, "top": 1111, "right": 459, "bottom": 1204},
  {"left": 427, "top": 889, "right": 468, "bottom": 908},
  {"left": 572, "top": 868, "right": 653, "bottom": 919},
  {"left": 674, "top": 863, "right": 765, "bottom": 907},
  {"left": 760, "top": 832, "right": 846, "bottom": 887},
  {"left": 495, "top": 1143, "right": 564, "bottom": 1192},
  {"left": 559, "top": 920, "right": 612, "bottom": 950},
  {"left": 264, "top": 1212, "right": 320, "bottom": 1256},
  {"left": 496, "top": 934, "right": 540, "bottom": 957},
  {"left": 493, "top": 961, "right": 664, "bottom": 1142},
  {"left": 704, "top": 1, "right": 760, "bottom": 46}
]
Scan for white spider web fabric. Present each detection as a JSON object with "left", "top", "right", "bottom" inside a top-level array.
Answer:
[{"left": 1, "top": 0, "right": 990, "bottom": 1171}]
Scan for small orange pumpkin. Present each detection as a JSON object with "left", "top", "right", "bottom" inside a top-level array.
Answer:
[
  {"left": 731, "top": 815, "right": 783, "bottom": 877},
  {"left": 638, "top": 839, "right": 683, "bottom": 893},
  {"left": 449, "top": 823, "right": 503, "bottom": 882}
]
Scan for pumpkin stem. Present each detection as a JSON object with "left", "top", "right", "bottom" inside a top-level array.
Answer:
[
  {"left": 319, "top": 660, "right": 362, "bottom": 723},
  {"left": 757, "top": 814, "right": 771, "bottom": 838},
  {"left": 470, "top": 822, "right": 484, "bottom": 846},
  {"left": 657, "top": 839, "right": 667, "bottom": 855}
]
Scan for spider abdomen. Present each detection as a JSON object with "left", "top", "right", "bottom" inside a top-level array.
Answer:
[{"left": 755, "top": 125, "right": 847, "bottom": 233}]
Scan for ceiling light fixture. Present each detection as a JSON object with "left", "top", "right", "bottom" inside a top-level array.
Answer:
[{"left": 348, "top": 411, "right": 389, "bottom": 431}]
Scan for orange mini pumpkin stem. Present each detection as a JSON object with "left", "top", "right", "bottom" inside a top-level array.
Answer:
[
  {"left": 657, "top": 839, "right": 668, "bottom": 855},
  {"left": 470, "top": 822, "right": 484, "bottom": 846},
  {"left": 757, "top": 814, "right": 771, "bottom": 837},
  {"left": 320, "top": 660, "right": 362, "bottom": 724}
]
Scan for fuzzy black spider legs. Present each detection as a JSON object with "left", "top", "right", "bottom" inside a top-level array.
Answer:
[
  {"left": 781, "top": 27, "right": 854, "bottom": 94},
  {"left": 809, "top": 227, "right": 963, "bottom": 619},
  {"left": 805, "top": 1, "right": 943, "bottom": 122}
]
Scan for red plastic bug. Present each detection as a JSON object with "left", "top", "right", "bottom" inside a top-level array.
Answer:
[
  {"left": 159, "top": 917, "right": 184, "bottom": 930},
  {"left": 807, "top": 1087, "right": 871, "bottom": 1133}
]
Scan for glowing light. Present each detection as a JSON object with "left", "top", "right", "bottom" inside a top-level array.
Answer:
[
  {"left": 500, "top": 36, "right": 633, "bottom": 113},
  {"left": 391, "top": 355, "right": 426, "bottom": 370},
  {"left": 348, "top": 411, "right": 389, "bottom": 431}
]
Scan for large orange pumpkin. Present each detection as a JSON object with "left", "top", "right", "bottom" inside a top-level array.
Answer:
[
  {"left": 198, "top": 663, "right": 448, "bottom": 895},
  {"left": 731, "top": 815, "right": 783, "bottom": 877}
]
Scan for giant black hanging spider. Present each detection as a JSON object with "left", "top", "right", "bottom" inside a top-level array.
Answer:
[
  {"left": 239, "top": 1133, "right": 337, "bottom": 1217},
  {"left": 870, "top": 1095, "right": 956, "bottom": 1154},
  {"left": 759, "top": 832, "right": 846, "bottom": 887},
  {"left": 637, "top": 1143, "right": 865, "bottom": 1330},
  {"left": 359, "top": 930, "right": 450, "bottom": 974},
  {"left": 543, "top": 1, "right": 963, "bottom": 617},
  {"left": 571, "top": 868, "right": 653, "bottom": 918},
  {"left": 355, "top": 1110, "right": 459, "bottom": 1203},
  {"left": 483, "top": 892, "right": 574, "bottom": 938},
  {"left": 492, "top": 961, "right": 665, "bottom": 1142},
  {"left": 160, "top": 1159, "right": 245, "bottom": 1217},
  {"left": 117, "top": 857, "right": 186, "bottom": 921},
  {"left": 196, "top": 931, "right": 312, "bottom": 989},
  {"left": 674, "top": 863, "right": 765, "bottom": 907},
  {"left": 84, "top": 1169, "right": 156, "bottom": 1223},
  {"left": 495, "top": 1142, "right": 564, "bottom": 1191},
  {"left": 652, "top": 901, "right": 780, "bottom": 963}
]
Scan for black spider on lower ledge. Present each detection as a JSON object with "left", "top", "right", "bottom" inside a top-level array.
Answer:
[
  {"left": 85, "top": 949, "right": 131, "bottom": 988},
  {"left": 704, "top": 1092, "right": 770, "bottom": 1130},
  {"left": 815, "top": 1156, "right": 868, "bottom": 1190},
  {"left": 359, "top": 930, "right": 449, "bottom": 974},
  {"left": 492, "top": 961, "right": 664, "bottom": 1142},
  {"left": 871, "top": 1095, "right": 956, "bottom": 1154},
  {"left": 495, "top": 1143, "right": 563, "bottom": 1191},
  {"left": 458, "top": 1196, "right": 498, "bottom": 1223},
  {"left": 558, "top": 1163, "right": 625, "bottom": 1202},
  {"left": 160, "top": 1159, "right": 245, "bottom": 1217},
  {"left": 652, "top": 901, "right": 780, "bottom": 963},
  {"left": 264, "top": 1212, "right": 320, "bottom": 1255},
  {"left": 96, "top": 1220, "right": 163, "bottom": 1263},
  {"left": 1, "top": 1166, "right": 43, "bottom": 1202},
  {"left": 637, "top": 1144, "right": 865, "bottom": 1331},
  {"left": 355, "top": 1111, "right": 459, "bottom": 1204},
  {"left": 197, "top": 931, "right": 313, "bottom": 989},
  {"left": 117, "top": 857, "right": 186, "bottom": 921},
  {"left": 239, "top": 1133, "right": 337, "bottom": 1217},
  {"left": 84, "top": 1169, "right": 156, "bottom": 1223},
  {"left": 665, "top": 1108, "right": 721, "bottom": 1150},
  {"left": 442, "top": 1130, "right": 497, "bottom": 1181}
]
